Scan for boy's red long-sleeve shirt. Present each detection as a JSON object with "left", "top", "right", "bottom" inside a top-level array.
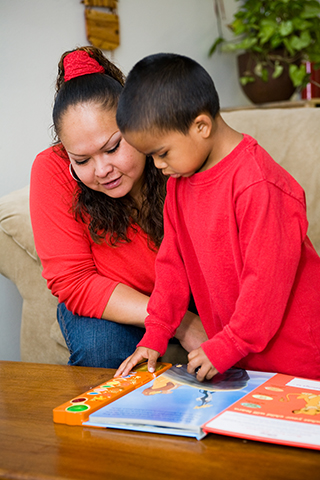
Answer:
[
  {"left": 30, "top": 146, "right": 157, "bottom": 319},
  {"left": 138, "top": 135, "right": 320, "bottom": 379}
]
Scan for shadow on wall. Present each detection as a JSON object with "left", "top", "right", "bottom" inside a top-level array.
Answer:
[{"left": 0, "top": 276, "right": 21, "bottom": 361}]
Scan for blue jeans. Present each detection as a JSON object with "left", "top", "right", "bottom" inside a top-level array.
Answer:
[{"left": 57, "top": 303, "right": 145, "bottom": 368}]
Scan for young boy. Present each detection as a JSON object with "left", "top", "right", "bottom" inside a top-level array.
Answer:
[{"left": 115, "top": 53, "right": 320, "bottom": 381}]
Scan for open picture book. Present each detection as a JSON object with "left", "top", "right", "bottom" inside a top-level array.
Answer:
[{"left": 54, "top": 363, "right": 320, "bottom": 448}]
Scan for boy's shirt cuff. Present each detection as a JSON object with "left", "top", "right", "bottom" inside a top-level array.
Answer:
[
  {"left": 137, "top": 323, "right": 172, "bottom": 356},
  {"left": 201, "top": 329, "right": 246, "bottom": 374}
]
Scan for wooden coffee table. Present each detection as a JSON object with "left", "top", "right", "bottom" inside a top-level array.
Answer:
[{"left": 0, "top": 360, "right": 319, "bottom": 479}]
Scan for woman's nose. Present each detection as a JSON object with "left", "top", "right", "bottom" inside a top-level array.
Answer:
[{"left": 95, "top": 156, "right": 113, "bottom": 177}]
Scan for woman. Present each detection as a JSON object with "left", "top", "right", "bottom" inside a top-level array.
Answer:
[{"left": 30, "top": 46, "right": 206, "bottom": 368}]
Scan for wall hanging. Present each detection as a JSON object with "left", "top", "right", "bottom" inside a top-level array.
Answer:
[{"left": 83, "top": 0, "right": 120, "bottom": 51}]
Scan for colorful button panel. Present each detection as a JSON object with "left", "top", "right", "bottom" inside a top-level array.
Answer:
[{"left": 53, "top": 362, "right": 172, "bottom": 426}]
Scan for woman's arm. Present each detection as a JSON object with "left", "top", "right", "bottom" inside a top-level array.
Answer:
[
  {"left": 102, "top": 283, "right": 148, "bottom": 326},
  {"left": 30, "top": 150, "right": 118, "bottom": 318},
  {"left": 103, "top": 283, "right": 208, "bottom": 351}
]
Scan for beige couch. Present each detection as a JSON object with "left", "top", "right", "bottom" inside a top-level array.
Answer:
[{"left": 0, "top": 107, "right": 320, "bottom": 364}]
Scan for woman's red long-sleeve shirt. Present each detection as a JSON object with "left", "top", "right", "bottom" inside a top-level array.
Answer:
[{"left": 30, "top": 146, "right": 157, "bottom": 318}]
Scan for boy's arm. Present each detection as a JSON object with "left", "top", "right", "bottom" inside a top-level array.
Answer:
[
  {"left": 116, "top": 181, "right": 194, "bottom": 375},
  {"left": 137, "top": 184, "right": 193, "bottom": 352}
]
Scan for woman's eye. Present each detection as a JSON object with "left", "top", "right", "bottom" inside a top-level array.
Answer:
[
  {"left": 158, "top": 152, "right": 168, "bottom": 159},
  {"left": 72, "top": 139, "right": 121, "bottom": 164},
  {"left": 74, "top": 158, "right": 89, "bottom": 166},
  {"left": 107, "top": 140, "right": 121, "bottom": 154}
]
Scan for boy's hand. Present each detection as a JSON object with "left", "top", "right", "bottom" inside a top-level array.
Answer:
[
  {"left": 114, "top": 346, "right": 160, "bottom": 378},
  {"left": 187, "top": 347, "right": 218, "bottom": 382}
]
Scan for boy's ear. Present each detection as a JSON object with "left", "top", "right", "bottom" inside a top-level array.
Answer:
[{"left": 193, "top": 114, "right": 213, "bottom": 139}]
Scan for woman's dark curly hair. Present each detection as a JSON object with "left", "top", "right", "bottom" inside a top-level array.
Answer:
[{"left": 52, "top": 46, "right": 167, "bottom": 249}]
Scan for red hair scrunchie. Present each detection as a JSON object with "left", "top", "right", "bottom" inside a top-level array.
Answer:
[{"left": 64, "top": 50, "right": 105, "bottom": 82}]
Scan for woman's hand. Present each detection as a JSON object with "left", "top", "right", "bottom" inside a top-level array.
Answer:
[
  {"left": 175, "top": 311, "right": 208, "bottom": 352},
  {"left": 114, "top": 346, "right": 160, "bottom": 378},
  {"left": 187, "top": 347, "right": 218, "bottom": 382}
]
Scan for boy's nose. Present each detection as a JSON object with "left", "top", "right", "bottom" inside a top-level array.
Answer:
[{"left": 153, "top": 157, "right": 168, "bottom": 169}]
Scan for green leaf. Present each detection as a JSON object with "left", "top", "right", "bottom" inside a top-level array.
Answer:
[
  {"left": 292, "top": 18, "right": 312, "bottom": 31},
  {"left": 221, "top": 43, "right": 240, "bottom": 53},
  {"left": 279, "top": 21, "right": 293, "bottom": 37},
  {"left": 283, "top": 37, "right": 295, "bottom": 56},
  {"left": 307, "top": 52, "right": 320, "bottom": 63},
  {"left": 289, "top": 63, "right": 307, "bottom": 87},
  {"left": 208, "top": 37, "right": 224, "bottom": 57},
  {"left": 239, "top": 76, "right": 255, "bottom": 86},
  {"left": 270, "top": 34, "right": 283, "bottom": 50},
  {"left": 258, "top": 18, "right": 277, "bottom": 42},
  {"left": 301, "top": 3, "right": 320, "bottom": 19},
  {"left": 221, "top": 37, "right": 257, "bottom": 53},
  {"left": 272, "top": 63, "right": 284, "bottom": 79},
  {"left": 253, "top": 62, "right": 269, "bottom": 82},
  {"left": 261, "top": 68, "right": 269, "bottom": 82},
  {"left": 254, "top": 62, "right": 263, "bottom": 77},
  {"left": 235, "top": 37, "right": 258, "bottom": 50},
  {"left": 259, "top": 24, "right": 276, "bottom": 44},
  {"left": 230, "top": 18, "right": 247, "bottom": 36},
  {"left": 289, "top": 31, "right": 311, "bottom": 51}
]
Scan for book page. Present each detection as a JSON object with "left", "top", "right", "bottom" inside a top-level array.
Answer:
[
  {"left": 204, "top": 373, "right": 320, "bottom": 449},
  {"left": 87, "top": 368, "right": 274, "bottom": 434},
  {"left": 205, "top": 411, "right": 320, "bottom": 447}
]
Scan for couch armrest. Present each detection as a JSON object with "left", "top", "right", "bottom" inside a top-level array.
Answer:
[
  {"left": 0, "top": 186, "right": 68, "bottom": 364},
  {"left": 0, "top": 186, "right": 38, "bottom": 262}
]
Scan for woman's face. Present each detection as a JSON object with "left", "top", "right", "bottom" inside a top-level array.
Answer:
[{"left": 59, "top": 102, "right": 146, "bottom": 202}]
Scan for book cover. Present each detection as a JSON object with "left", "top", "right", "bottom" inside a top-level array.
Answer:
[
  {"left": 84, "top": 365, "right": 274, "bottom": 440},
  {"left": 203, "top": 373, "right": 320, "bottom": 449}
]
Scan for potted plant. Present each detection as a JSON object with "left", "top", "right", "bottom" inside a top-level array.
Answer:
[{"left": 209, "top": 0, "right": 320, "bottom": 104}]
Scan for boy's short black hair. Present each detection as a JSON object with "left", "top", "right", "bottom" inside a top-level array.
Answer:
[{"left": 116, "top": 53, "right": 220, "bottom": 135}]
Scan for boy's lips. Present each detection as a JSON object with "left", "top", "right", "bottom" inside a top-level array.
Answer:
[{"left": 162, "top": 169, "right": 180, "bottom": 178}]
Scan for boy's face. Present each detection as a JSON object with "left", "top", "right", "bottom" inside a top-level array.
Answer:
[{"left": 123, "top": 121, "right": 213, "bottom": 178}]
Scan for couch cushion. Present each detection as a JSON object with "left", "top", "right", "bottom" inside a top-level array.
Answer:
[{"left": 0, "top": 185, "right": 38, "bottom": 261}]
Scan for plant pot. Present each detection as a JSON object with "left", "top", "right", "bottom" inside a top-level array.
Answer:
[{"left": 237, "top": 52, "right": 297, "bottom": 104}]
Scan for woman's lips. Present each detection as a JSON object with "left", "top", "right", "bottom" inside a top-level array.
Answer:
[{"left": 101, "top": 176, "right": 122, "bottom": 190}]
